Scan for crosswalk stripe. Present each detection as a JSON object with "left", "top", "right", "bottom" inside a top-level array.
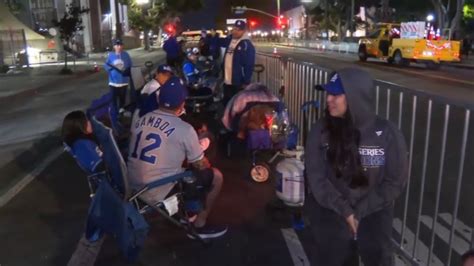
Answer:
[
  {"left": 438, "top": 213, "right": 472, "bottom": 242},
  {"left": 393, "top": 218, "right": 443, "bottom": 266},
  {"left": 281, "top": 228, "right": 310, "bottom": 266},
  {"left": 420, "top": 215, "right": 470, "bottom": 256}
]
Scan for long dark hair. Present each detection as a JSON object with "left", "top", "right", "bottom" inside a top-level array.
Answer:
[
  {"left": 324, "top": 108, "right": 368, "bottom": 188},
  {"left": 61, "top": 111, "right": 93, "bottom": 146}
]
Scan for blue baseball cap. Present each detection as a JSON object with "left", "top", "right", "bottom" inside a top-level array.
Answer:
[
  {"left": 158, "top": 77, "right": 188, "bottom": 108},
  {"left": 316, "top": 72, "right": 345, "bottom": 95},
  {"left": 113, "top": 39, "right": 123, "bottom": 46},
  {"left": 156, "top": 64, "right": 174, "bottom": 75},
  {"left": 234, "top": 20, "right": 246, "bottom": 30}
]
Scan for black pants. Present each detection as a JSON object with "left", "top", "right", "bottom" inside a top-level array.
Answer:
[
  {"left": 222, "top": 84, "right": 242, "bottom": 106},
  {"left": 110, "top": 85, "right": 127, "bottom": 109},
  {"left": 305, "top": 198, "right": 394, "bottom": 266}
]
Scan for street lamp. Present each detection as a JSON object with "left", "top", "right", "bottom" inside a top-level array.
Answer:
[
  {"left": 136, "top": 0, "right": 149, "bottom": 4},
  {"left": 426, "top": 14, "right": 434, "bottom": 22}
]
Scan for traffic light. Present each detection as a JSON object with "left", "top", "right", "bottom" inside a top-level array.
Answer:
[
  {"left": 276, "top": 16, "right": 288, "bottom": 29},
  {"left": 165, "top": 24, "right": 174, "bottom": 33},
  {"left": 250, "top": 20, "right": 257, "bottom": 27}
]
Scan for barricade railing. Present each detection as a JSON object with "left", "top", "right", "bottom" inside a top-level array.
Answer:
[{"left": 254, "top": 52, "right": 473, "bottom": 266}]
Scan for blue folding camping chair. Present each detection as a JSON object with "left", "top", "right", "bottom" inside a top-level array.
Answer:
[{"left": 85, "top": 116, "right": 207, "bottom": 262}]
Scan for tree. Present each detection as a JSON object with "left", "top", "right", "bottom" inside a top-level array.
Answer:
[
  {"left": 430, "top": 0, "right": 466, "bottom": 39},
  {"left": 52, "top": 4, "right": 89, "bottom": 73},
  {"left": 124, "top": 0, "right": 203, "bottom": 50},
  {"left": 310, "top": 0, "right": 355, "bottom": 41}
]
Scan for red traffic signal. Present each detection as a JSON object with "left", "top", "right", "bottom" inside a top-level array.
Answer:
[
  {"left": 249, "top": 20, "right": 257, "bottom": 27},
  {"left": 164, "top": 24, "right": 174, "bottom": 33}
]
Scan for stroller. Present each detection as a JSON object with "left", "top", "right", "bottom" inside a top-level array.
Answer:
[{"left": 222, "top": 83, "right": 294, "bottom": 182}]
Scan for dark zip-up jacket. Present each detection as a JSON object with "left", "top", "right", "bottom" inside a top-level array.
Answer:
[{"left": 305, "top": 68, "right": 408, "bottom": 219}]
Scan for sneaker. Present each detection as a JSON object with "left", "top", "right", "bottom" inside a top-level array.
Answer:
[{"left": 187, "top": 224, "right": 228, "bottom": 239}]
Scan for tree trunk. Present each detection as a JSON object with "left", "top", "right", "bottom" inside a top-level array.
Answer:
[
  {"left": 336, "top": 19, "right": 342, "bottom": 42},
  {"left": 380, "top": 0, "right": 390, "bottom": 22},
  {"left": 64, "top": 51, "right": 68, "bottom": 69},
  {"left": 430, "top": 0, "right": 448, "bottom": 36},
  {"left": 144, "top": 28, "right": 150, "bottom": 50},
  {"left": 449, "top": 0, "right": 465, "bottom": 39}
]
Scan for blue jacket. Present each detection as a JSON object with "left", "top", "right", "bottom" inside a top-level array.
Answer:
[
  {"left": 71, "top": 139, "right": 103, "bottom": 174},
  {"left": 163, "top": 36, "right": 181, "bottom": 59},
  {"left": 208, "top": 35, "right": 221, "bottom": 58},
  {"left": 222, "top": 36, "right": 256, "bottom": 87},
  {"left": 104, "top": 51, "right": 132, "bottom": 86},
  {"left": 183, "top": 60, "right": 200, "bottom": 84}
]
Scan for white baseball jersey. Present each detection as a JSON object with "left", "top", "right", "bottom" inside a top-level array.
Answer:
[
  {"left": 141, "top": 79, "right": 161, "bottom": 95},
  {"left": 127, "top": 110, "right": 204, "bottom": 199}
]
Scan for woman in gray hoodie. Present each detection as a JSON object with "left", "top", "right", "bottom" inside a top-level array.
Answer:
[{"left": 305, "top": 68, "right": 408, "bottom": 266}]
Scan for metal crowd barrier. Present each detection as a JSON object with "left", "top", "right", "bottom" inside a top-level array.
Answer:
[{"left": 254, "top": 52, "right": 473, "bottom": 266}]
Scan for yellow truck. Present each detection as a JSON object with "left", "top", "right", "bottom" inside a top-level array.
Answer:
[{"left": 358, "top": 23, "right": 461, "bottom": 69}]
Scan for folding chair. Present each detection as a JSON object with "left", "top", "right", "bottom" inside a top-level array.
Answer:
[
  {"left": 85, "top": 116, "right": 207, "bottom": 261},
  {"left": 63, "top": 142, "right": 105, "bottom": 198}
]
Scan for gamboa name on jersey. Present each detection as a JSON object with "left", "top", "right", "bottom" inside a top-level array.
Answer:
[
  {"left": 358, "top": 146, "right": 385, "bottom": 168},
  {"left": 134, "top": 115, "right": 176, "bottom": 137}
]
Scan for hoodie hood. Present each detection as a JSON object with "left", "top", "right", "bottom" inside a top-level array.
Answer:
[{"left": 337, "top": 68, "right": 376, "bottom": 129}]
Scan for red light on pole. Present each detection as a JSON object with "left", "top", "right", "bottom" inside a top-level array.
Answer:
[{"left": 250, "top": 20, "right": 257, "bottom": 27}]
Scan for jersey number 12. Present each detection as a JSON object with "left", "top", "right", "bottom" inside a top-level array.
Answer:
[{"left": 131, "top": 131, "right": 162, "bottom": 164}]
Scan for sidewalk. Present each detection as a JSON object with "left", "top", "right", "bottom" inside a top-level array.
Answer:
[{"left": 0, "top": 47, "right": 163, "bottom": 101}]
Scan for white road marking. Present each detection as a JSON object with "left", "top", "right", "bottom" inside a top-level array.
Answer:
[
  {"left": 0, "top": 148, "right": 63, "bottom": 208},
  {"left": 420, "top": 215, "right": 470, "bottom": 255},
  {"left": 438, "top": 213, "right": 473, "bottom": 241},
  {"left": 281, "top": 228, "right": 310, "bottom": 266},
  {"left": 67, "top": 235, "right": 104, "bottom": 266},
  {"left": 393, "top": 218, "right": 443, "bottom": 266}
]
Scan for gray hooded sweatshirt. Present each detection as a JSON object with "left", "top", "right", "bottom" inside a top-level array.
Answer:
[{"left": 305, "top": 68, "right": 408, "bottom": 220}]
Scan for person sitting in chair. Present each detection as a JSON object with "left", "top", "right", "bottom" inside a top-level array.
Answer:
[
  {"left": 141, "top": 64, "right": 174, "bottom": 96},
  {"left": 183, "top": 50, "right": 201, "bottom": 86},
  {"left": 62, "top": 110, "right": 103, "bottom": 174},
  {"left": 138, "top": 64, "right": 175, "bottom": 117},
  {"left": 127, "top": 77, "right": 227, "bottom": 239}
]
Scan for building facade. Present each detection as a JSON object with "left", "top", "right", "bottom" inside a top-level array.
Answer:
[{"left": 4, "top": 0, "right": 129, "bottom": 53}]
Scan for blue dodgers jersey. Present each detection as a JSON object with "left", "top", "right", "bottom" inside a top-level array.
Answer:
[{"left": 72, "top": 139, "right": 103, "bottom": 174}]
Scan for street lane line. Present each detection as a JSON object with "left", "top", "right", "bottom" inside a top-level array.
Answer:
[
  {"left": 438, "top": 213, "right": 473, "bottom": 241},
  {"left": 67, "top": 235, "right": 104, "bottom": 266},
  {"left": 393, "top": 218, "right": 443, "bottom": 266},
  {"left": 420, "top": 215, "right": 470, "bottom": 255},
  {"left": 0, "top": 148, "right": 63, "bottom": 208},
  {"left": 281, "top": 228, "right": 310, "bottom": 266}
]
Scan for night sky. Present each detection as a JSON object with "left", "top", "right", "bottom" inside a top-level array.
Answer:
[{"left": 181, "top": 0, "right": 302, "bottom": 30}]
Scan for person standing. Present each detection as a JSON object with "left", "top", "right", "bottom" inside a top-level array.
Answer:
[
  {"left": 163, "top": 33, "right": 182, "bottom": 70},
  {"left": 104, "top": 39, "right": 132, "bottom": 111},
  {"left": 221, "top": 20, "right": 255, "bottom": 105},
  {"left": 305, "top": 68, "right": 408, "bottom": 266}
]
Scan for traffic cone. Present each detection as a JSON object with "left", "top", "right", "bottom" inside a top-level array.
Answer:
[{"left": 273, "top": 47, "right": 278, "bottom": 54}]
